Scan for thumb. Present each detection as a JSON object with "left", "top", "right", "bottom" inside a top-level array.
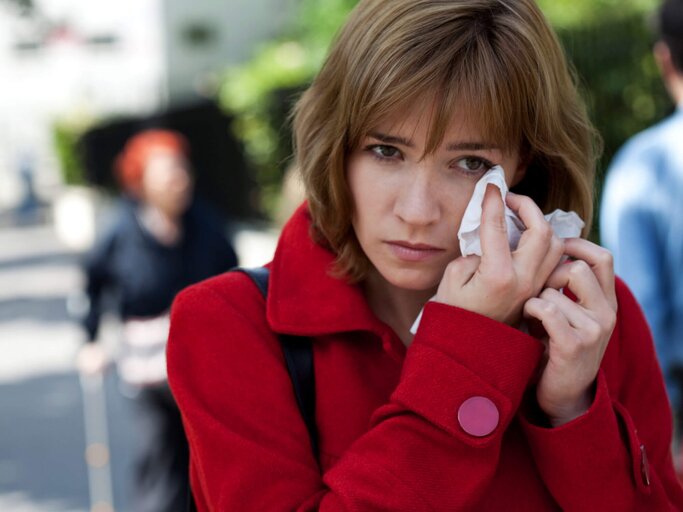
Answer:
[{"left": 479, "top": 184, "right": 511, "bottom": 266}]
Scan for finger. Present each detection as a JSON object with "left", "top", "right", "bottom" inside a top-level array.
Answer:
[
  {"left": 563, "top": 238, "right": 616, "bottom": 309},
  {"left": 536, "top": 288, "right": 591, "bottom": 329},
  {"left": 442, "top": 254, "right": 481, "bottom": 287},
  {"left": 524, "top": 296, "right": 574, "bottom": 342},
  {"left": 545, "top": 259, "right": 612, "bottom": 313},
  {"left": 479, "top": 184, "right": 512, "bottom": 270},
  {"left": 505, "top": 191, "right": 544, "bottom": 229},
  {"left": 505, "top": 192, "right": 554, "bottom": 256},
  {"left": 518, "top": 233, "right": 565, "bottom": 292},
  {"left": 506, "top": 195, "right": 556, "bottom": 297},
  {"left": 435, "top": 255, "right": 481, "bottom": 304},
  {"left": 506, "top": 193, "right": 563, "bottom": 280}
]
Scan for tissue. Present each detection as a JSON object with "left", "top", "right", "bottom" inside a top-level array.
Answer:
[{"left": 458, "top": 166, "right": 584, "bottom": 256}]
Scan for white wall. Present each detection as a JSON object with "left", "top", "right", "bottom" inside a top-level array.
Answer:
[
  {"left": 0, "top": 0, "right": 167, "bottom": 209},
  {"left": 163, "top": 0, "right": 299, "bottom": 104}
]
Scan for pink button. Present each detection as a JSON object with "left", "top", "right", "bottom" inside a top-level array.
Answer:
[{"left": 457, "top": 396, "right": 499, "bottom": 437}]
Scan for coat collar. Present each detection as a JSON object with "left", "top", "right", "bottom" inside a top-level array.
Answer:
[{"left": 267, "top": 204, "right": 385, "bottom": 338}]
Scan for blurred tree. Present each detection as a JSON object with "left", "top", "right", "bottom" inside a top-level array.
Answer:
[
  {"left": 537, "top": 0, "right": 658, "bottom": 27},
  {"left": 220, "top": 0, "right": 671, "bottom": 225},
  {"left": 53, "top": 118, "right": 90, "bottom": 186},
  {"left": 219, "top": 0, "right": 357, "bottom": 214}
]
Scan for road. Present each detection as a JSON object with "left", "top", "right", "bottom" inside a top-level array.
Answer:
[{"left": 0, "top": 220, "right": 277, "bottom": 511}]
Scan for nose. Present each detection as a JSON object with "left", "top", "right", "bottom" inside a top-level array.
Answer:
[{"left": 393, "top": 169, "right": 440, "bottom": 226}]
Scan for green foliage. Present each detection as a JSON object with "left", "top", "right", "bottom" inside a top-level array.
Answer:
[
  {"left": 537, "top": 0, "right": 658, "bottom": 28},
  {"left": 52, "top": 120, "right": 87, "bottom": 186},
  {"left": 219, "top": 0, "right": 357, "bottom": 214},
  {"left": 221, "top": 0, "right": 672, "bottom": 221},
  {"left": 558, "top": 14, "right": 670, "bottom": 169}
]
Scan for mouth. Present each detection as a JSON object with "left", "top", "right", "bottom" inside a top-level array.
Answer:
[{"left": 385, "top": 240, "right": 445, "bottom": 262}]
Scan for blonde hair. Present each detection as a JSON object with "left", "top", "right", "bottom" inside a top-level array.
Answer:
[{"left": 293, "top": 0, "right": 600, "bottom": 282}]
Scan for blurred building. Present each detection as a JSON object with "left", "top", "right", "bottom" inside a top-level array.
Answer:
[{"left": 0, "top": 0, "right": 297, "bottom": 214}]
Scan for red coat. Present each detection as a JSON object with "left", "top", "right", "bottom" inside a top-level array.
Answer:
[{"left": 168, "top": 205, "right": 683, "bottom": 511}]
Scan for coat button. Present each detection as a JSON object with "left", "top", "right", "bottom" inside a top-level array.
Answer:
[
  {"left": 457, "top": 396, "right": 499, "bottom": 437},
  {"left": 640, "top": 444, "right": 651, "bottom": 487}
]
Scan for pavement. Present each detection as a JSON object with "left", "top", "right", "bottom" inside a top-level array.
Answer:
[{"left": 0, "top": 219, "right": 278, "bottom": 511}]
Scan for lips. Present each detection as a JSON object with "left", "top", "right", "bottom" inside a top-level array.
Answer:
[{"left": 385, "top": 240, "right": 445, "bottom": 262}]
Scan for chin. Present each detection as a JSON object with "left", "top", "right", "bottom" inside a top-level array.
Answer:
[{"left": 380, "top": 267, "right": 442, "bottom": 292}]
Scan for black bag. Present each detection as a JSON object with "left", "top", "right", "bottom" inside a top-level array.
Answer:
[{"left": 187, "top": 267, "right": 318, "bottom": 511}]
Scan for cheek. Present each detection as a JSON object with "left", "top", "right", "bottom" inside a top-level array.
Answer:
[
  {"left": 346, "top": 156, "right": 380, "bottom": 219},
  {"left": 441, "top": 181, "right": 476, "bottom": 229}
]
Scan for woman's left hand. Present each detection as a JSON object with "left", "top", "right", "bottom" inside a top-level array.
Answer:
[{"left": 523, "top": 238, "right": 617, "bottom": 427}]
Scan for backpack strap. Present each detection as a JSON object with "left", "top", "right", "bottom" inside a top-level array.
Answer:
[{"left": 236, "top": 267, "right": 319, "bottom": 462}]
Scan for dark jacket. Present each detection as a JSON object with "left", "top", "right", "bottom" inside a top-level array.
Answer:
[{"left": 83, "top": 197, "right": 237, "bottom": 341}]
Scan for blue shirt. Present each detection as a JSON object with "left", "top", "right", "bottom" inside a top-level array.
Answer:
[{"left": 600, "top": 108, "right": 683, "bottom": 409}]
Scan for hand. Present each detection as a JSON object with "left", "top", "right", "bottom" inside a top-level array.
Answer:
[
  {"left": 434, "top": 185, "right": 564, "bottom": 325},
  {"left": 77, "top": 343, "right": 110, "bottom": 375},
  {"left": 524, "top": 238, "right": 617, "bottom": 427}
]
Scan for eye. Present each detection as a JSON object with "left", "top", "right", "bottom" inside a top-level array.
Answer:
[
  {"left": 453, "top": 156, "right": 494, "bottom": 175},
  {"left": 366, "top": 144, "right": 402, "bottom": 160}
]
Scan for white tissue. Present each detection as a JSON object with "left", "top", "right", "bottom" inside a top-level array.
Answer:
[
  {"left": 458, "top": 165, "right": 525, "bottom": 256},
  {"left": 457, "top": 165, "right": 584, "bottom": 256},
  {"left": 409, "top": 165, "right": 584, "bottom": 335}
]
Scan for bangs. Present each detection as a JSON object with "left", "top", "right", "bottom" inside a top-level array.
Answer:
[{"left": 345, "top": 8, "right": 532, "bottom": 157}]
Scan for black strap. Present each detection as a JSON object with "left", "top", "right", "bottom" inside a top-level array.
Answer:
[{"left": 237, "top": 267, "right": 319, "bottom": 461}]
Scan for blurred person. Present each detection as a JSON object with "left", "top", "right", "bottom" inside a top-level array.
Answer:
[
  {"left": 168, "top": 0, "right": 683, "bottom": 510},
  {"left": 77, "top": 129, "right": 238, "bottom": 512},
  {"left": 600, "top": 0, "right": 683, "bottom": 464}
]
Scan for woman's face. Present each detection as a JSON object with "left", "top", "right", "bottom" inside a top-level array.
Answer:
[
  {"left": 347, "top": 104, "right": 525, "bottom": 293},
  {"left": 141, "top": 149, "right": 193, "bottom": 218}
]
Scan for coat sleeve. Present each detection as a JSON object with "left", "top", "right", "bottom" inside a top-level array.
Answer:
[
  {"left": 81, "top": 224, "right": 117, "bottom": 341},
  {"left": 518, "top": 278, "right": 683, "bottom": 511},
  {"left": 167, "top": 275, "right": 547, "bottom": 511}
]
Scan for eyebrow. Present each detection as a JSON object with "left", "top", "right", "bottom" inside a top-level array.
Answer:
[{"left": 367, "top": 132, "right": 499, "bottom": 152}]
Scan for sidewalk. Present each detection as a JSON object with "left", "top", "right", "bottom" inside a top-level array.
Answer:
[{"left": 0, "top": 219, "right": 278, "bottom": 511}]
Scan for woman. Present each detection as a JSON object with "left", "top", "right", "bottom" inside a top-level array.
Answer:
[
  {"left": 168, "top": 1, "right": 683, "bottom": 509},
  {"left": 78, "top": 129, "right": 238, "bottom": 511}
]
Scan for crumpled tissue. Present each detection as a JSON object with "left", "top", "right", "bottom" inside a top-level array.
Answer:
[{"left": 409, "top": 165, "right": 584, "bottom": 335}]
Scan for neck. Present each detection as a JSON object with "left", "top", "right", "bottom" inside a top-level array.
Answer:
[
  {"left": 139, "top": 205, "right": 183, "bottom": 246},
  {"left": 363, "top": 269, "right": 436, "bottom": 347},
  {"left": 669, "top": 75, "right": 683, "bottom": 106}
]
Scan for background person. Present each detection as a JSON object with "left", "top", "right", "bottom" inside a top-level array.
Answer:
[
  {"left": 77, "top": 129, "right": 238, "bottom": 512},
  {"left": 600, "top": 0, "right": 683, "bottom": 461},
  {"left": 169, "top": 1, "right": 683, "bottom": 509}
]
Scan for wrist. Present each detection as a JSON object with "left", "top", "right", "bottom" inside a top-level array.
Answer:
[
  {"left": 523, "top": 383, "right": 595, "bottom": 428},
  {"left": 543, "top": 386, "right": 595, "bottom": 428},
  {"left": 547, "top": 400, "right": 590, "bottom": 427}
]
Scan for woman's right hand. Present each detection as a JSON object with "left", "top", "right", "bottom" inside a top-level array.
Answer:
[{"left": 434, "top": 185, "right": 564, "bottom": 326}]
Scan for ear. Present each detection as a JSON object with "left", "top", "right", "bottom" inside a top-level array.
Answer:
[{"left": 654, "top": 41, "right": 674, "bottom": 81}]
